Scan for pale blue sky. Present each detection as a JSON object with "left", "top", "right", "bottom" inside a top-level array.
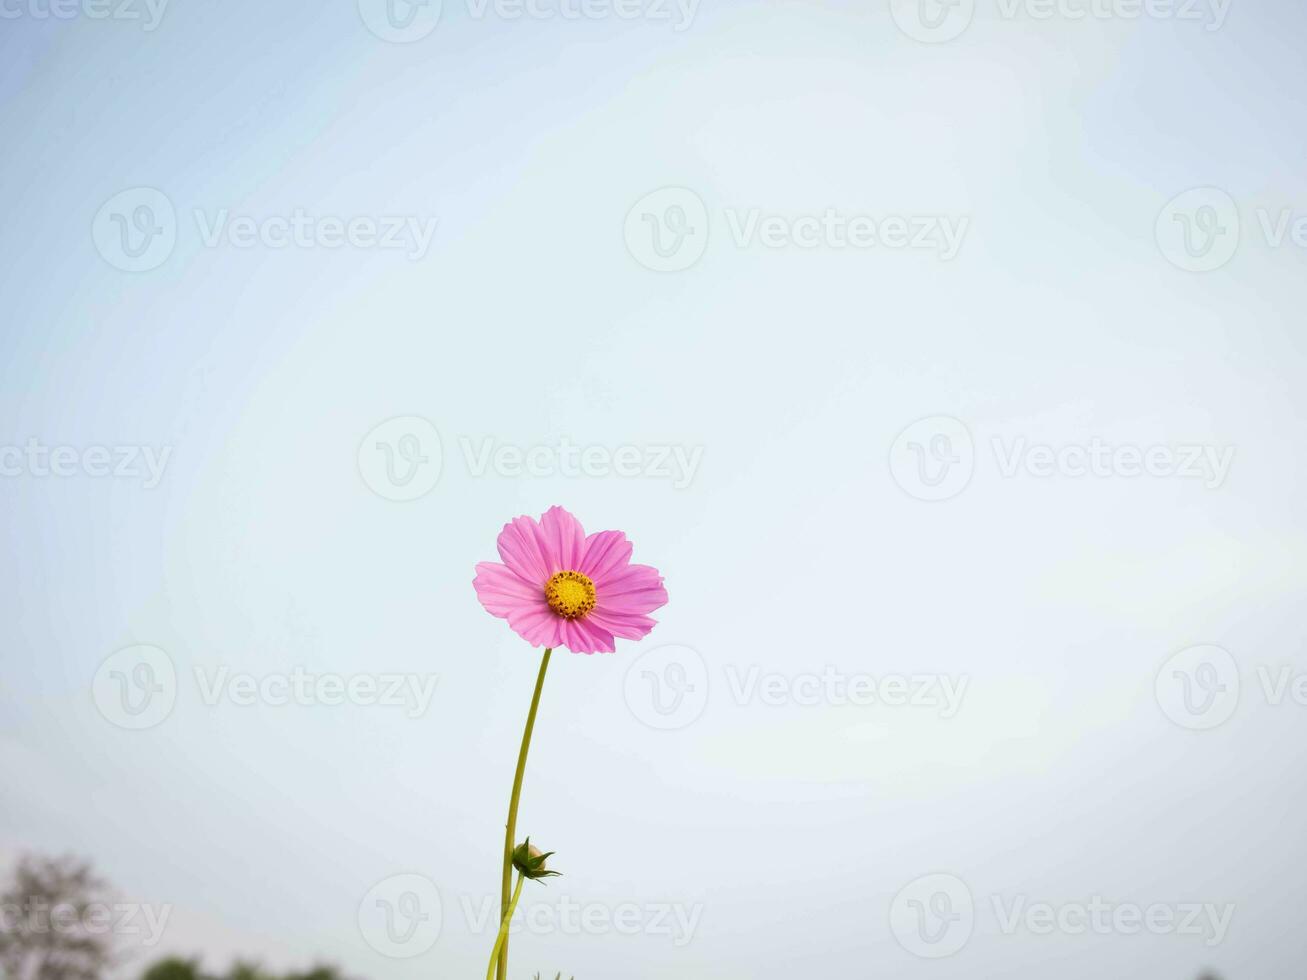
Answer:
[{"left": 2, "top": 2, "right": 1306, "bottom": 978}]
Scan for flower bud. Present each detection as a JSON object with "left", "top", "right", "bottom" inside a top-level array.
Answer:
[{"left": 512, "top": 838, "right": 561, "bottom": 881}]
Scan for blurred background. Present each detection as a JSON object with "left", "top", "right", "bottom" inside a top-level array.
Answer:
[{"left": 2, "top": 0, "right": 1305, "bottom": 977}]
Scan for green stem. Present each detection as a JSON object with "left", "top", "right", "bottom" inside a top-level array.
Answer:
[
  {"left": 486, "top": 874, "right": 525, "bottom": 980},
  {"left": 498, "top": 647, "right": 552, "bottom": 980}
]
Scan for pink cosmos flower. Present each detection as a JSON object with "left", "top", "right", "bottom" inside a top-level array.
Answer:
[{"left": 473, "top": 506, "right": 668, "bottom": 654}]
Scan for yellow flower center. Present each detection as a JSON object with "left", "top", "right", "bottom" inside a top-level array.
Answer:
[{"left": 544, "top": 570, "right": 596, "bottom": 620}]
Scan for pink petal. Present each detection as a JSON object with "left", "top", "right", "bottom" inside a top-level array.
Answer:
[
  {"left": 592, "top": 564, "right": 666, "bottom": 640},
  {"left": 559, "top": 617, "right": 616, "bottom": 655},
  {"left": 506, "top": 599, "right": 563, "bottom": 649},
  {"left": 496, "top": 516, "right": 551, "bottom": 585},
  {"left": 596, "top": 563, "right": 668, "bottom": 612},
  {"left": 577, "top": 530, "right": 633, "bottom": 581},
  {"left": 539, "top": 505, "right": 585, "bottom": 573},
  {"left": 587, "top": 607, "right": 658, "bottom": 642},
  {"left": 473, "top": 562, "right": 542, "bottom": 618}
]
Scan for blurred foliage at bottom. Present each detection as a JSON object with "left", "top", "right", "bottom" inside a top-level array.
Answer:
[{"left": 140, "top": 960, "right": 353, "bottom": 980}]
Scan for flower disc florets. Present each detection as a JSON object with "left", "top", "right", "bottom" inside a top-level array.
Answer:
[{"left": 544, "top": 570, "right": 596, "bottom": 620}]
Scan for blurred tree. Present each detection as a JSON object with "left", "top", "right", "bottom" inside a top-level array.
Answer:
[
  {"left": 137, "top": 961, "right": 351, "bottom": 980},
  {"left": 0, "top": 856, "right": 116, "bottom": 980},
  {"left": 2, "top": 857, "right": 354, "bottom": 980},
  {"left": 139, "top": 958, "right": 204, "bottom": 980},
  {"left": 221, "top": 963, "right": 270, "bottom": 980}
]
